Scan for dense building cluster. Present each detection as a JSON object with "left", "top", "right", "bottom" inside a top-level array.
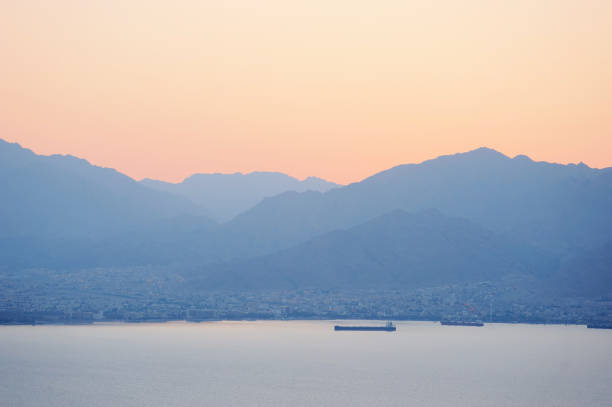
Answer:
[{"left": 1, "top": 267, "right": 610, "bottom": 325}]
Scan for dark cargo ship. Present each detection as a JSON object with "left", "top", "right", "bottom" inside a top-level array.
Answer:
[
  {"left": 587, "top": 323, "right": 612, "bottom": 330},
  {"left": 440, "top": 320, "right": 484, "bottom": 327},
  {"left": 334, "top": 321, "right": 396, "bottom": 332}
]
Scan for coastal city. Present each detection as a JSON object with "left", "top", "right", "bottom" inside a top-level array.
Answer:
[{"left": 1, "top": 267, "right": 609, "bottom": 326}]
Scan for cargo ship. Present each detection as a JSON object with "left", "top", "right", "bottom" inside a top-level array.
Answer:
[
  {"left": 587, "top": 322, "right": 612, "bottom": 330},
  {"left": 440, "top": 320, "right": 484, "bottom": 327},
  {"left": 334, "top": 321, "right": 396, "bottom": 332}
]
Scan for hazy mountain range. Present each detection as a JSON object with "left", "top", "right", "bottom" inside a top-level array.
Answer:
[
  {"left": 0, "top": 139, "right": 201, "bottom": 240},
  {"left": 1, "top": 137, "right": 611, "bottom": 297},
  {"left": 199, "top": 209, "right": 556, "bottom": 290},
  {"left": 141, "top": 172, "right": 340, "bottom": 222}
]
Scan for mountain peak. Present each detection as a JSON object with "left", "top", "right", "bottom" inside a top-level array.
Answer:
[
  {"left": 142, "top": 170, "right": 340, "bottom": 222},
  {"left": 462, "top": 147, "right": 509, "bottom": 159},
  {"left": 409, "top": 147, "right": 510, "bottom": 170},
  {"left": 0, "top": 138, "right": 37, "bottom": 167},
  {"left": 513, "top": 154, "right": 533, "bottom": 162},
  {"left": 0, "top": 138, "right": 31, "bottom": 153}
]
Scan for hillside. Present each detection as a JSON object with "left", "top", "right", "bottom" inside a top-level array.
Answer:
[
  {"left": 223, "top": 148, "right": 612, "bottom": 258},
  {"left": 0, "top": 139, "right": 213, "bottom": 267},
  {"left": 201, "top": 209, "right": 556, "bottom": 290},
  {"left": 2, "top": 139, "right": 610, "bottom": 298},
  {"left": 141, "top": 172, "right": 340, "bottom": 222}
]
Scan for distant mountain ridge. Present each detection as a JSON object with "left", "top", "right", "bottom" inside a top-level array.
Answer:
[
  {"left": 223, "top": 147, "right": 612, "bottom": 258},
  {"left": 0, "top": 138, "right": 216, "bottom": 268},
  {"left": 1, "top": 138, "right": 611, "bottom": 299},
  {"left": 141, "top": 171, "right": 340, "bottom": 222},
  {"left": 200, "top": 209, "right": 556, "bottom": 290},
  {"left": 0, "top": 139, "right": 205, "bottom": 239}
]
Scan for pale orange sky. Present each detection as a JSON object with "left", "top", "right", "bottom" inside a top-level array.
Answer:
[{"left": 1, "top": 1, "right": 611, "bottom": 184}]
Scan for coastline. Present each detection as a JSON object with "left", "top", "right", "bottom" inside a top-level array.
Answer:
[{"left": 0, "top": 318, "right": 601, "bottom": 328}]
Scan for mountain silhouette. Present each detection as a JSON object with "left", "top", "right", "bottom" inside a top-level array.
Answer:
[
  {"left": 0, "top": 139, "right": 206, "bottom": 240},
  {"left": 199, "top": 209, "right": 556, "bottom": 290},
  {"left": 0, "top": 139, "right": 212, "bottom": 267},
  {"left": 1, "top": 138, "right": 611, "bottom": 299},
  {"left": 141, "top": 172, "right": 339, "bottom": 222},
  {"left": 222, "top": 147, "right": 612, "bottom": 258}
]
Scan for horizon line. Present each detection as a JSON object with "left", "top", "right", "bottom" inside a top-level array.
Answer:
[{"left": 2, "top": 137, "right": 608, "bottom": 186}]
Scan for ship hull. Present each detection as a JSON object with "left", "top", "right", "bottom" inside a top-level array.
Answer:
[
  {"left": 334, "top": 326, "right": 396, "bottom": 331},
  {"left": 440, "top": 321, "right": 484, "bottom": 327},
  {"left": 587, "top": 324, "right": 612, "bottom": 329}
]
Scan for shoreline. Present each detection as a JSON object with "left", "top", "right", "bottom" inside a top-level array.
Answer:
[{"left": 0, "top": 318, "right": 600, "bottom": 328}]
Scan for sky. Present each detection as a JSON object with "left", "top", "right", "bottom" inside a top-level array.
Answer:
[{"left": 1, "top": 0, "right": 611, "bottom": 184}]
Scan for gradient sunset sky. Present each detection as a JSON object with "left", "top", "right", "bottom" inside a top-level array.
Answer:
[{"left": 1, "top": 1, "right": 611, "bottom": 184}]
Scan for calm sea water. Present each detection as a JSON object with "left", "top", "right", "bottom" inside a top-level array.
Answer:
[{"left": 0, "top": 321, "right": 610, "bottom": 407}]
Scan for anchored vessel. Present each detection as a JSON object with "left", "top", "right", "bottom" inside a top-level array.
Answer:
[
  {"left": 440, "top": 320, "right": 484, "bottom": 327},
  {"left": 334, "top": 321, "right": 397, "bottom": 332},
  {"left": 587, "top": 322, "right": 612, "bottom": 330}
]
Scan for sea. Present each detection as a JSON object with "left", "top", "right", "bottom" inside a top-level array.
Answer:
[{"left": 0, "top": 321, "right": 610, "bottom": 406}]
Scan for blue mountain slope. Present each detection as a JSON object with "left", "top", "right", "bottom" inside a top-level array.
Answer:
[
  {"left": 0, "top": 139, "right": 214, "bottom": 267},
  {"left": 0, "top": 139, "right": 210, "bottom": 238},
  {"left": 141, "top": 171, "right": 340, "bottom": 222},
  {"left": 224, "top": 148, "right": 612, "bottom": 257},
  {"left": 200, "top": 209, "right": 556, "bottom": 290},
  {"left": 2, "top": 138, "right": 610, "bottom": 297}
]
